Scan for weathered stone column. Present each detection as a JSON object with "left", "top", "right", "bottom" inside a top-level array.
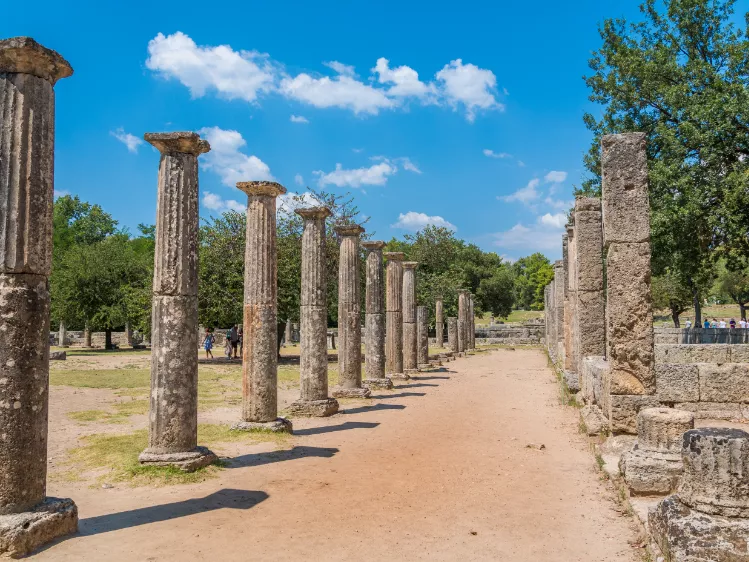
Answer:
[
  {"left": 553, "top": 260, "right": 564, "bottom": 363},
  {"left": 0, "top": 37, "right": 77, "bottom": 557},
  {"left": 457, "top": 291, "right": 467, "bottom": 353},
  {"left": 332, "top": 225, "right": 370, "bottom": 399},
  {"left": 289, "top": 208, "right": 339, "bottom": 417},
  {"left": 564, "top": 225, "right": 576, "bottom": 375},
  {"left": 402, "top": 262, "right": 419, "bottom": 373},
  {"left": 447, "top": 317, "right": 458, "bottom": 352},
  {"left": 385, "top": 252, "right": 406, "bottom": 379},
  {"left": 469, "top": 294, "right": 476, "bottom": 350},
  {"left": 417, "top": 305, "right": 429, "bottom": 368},
  {"left": 362, "top": 241, "right": 392, "bottom": 390},
  {"left": 284, "top": 320, "right": 292, "bottom": 346},
  {"left": 58, "top": 320, "right": 67, "bottom": 347},
  {"left": 139, "top": 132, "right": 217, "bottom": 471},
  {"left": 232, "top": 181, "right": 292, "bottom": 433},
  {"left": 601, "top": 133, "right": 655, "bottom": 432},
  {"left": 435, "top": 299, "right": 444, "bottom": 347}
]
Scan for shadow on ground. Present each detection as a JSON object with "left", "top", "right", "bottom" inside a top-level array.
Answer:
[
  {"left": 294, "top": 421, "right": 380, "bottom": 435},
  {"left": 369, "top": 392, "right": 426, "bottom": 399},
  {"left": 228, "top": 445, "right": 339, "bottom": 468},
  {"left": 341, "top": 403, "right": 406, "bottom": 415}
]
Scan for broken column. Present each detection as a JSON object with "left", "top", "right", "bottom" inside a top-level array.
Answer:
[
  {"left": 139, "top": 132, "right": 217, "bottom": 471},
  {"left": 457, "top": 291, "right": 467, "bottom": 353},
  {"left": 402, "top": 262, "right": 419, "bottom": 374},
  {"left": 602, "top": 133, "right": 655, "bottom": 433},
  {"left": 417, "top": 305, "right": 429, "bottom": 368},
  {"left": 0, "top": 36, "right": 77, "bottom": 558},
  {"left": 620, "top": 408, "right": 694, "bottom": 495},
  {"left": 435, "top": 298, "right": 444, "bottom": 347},
  {"left": 289, "top": 208, "right": 339, "bottom": 417},
  {"left": 362, "top": 241, "right": 392, "bottom": 390},
  {"left": 448, "top": 317, "right": 458, "bottom": 353},
  {"left": 649, "top": 428, "right": 749, "bottom": 561},
  {"left": 231, "top": 181, "right": 292, "bottom": 433},
  {"left": 332, "top": 225, "right": 370, "bottom": 399},
  {"left": 385, "top": 252, "right": 407, "bottom": 380}
]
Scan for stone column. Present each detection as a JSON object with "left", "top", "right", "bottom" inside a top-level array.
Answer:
[
  {"left": 362, "top": 241, "right": 392, "bottom": 390},
  {"left": 402, "top": 262, "right": 419, "bottom": 373},
  {"left": 58, "top": 320, "right": 67, "bottom": 347},
  {"left": 553, "top": 260, "right": 564, "bottom": 363},
  {"left": 601, "top": 133, "right": 655, "bottom": 431},
  {"left": 447, "top": 317, "right": 458, "bottom": 352},
  {"left": 385, "top": 252, "right": 407, "bottom": 379},
  {"left": 469, "top": 294, "right": 476, "bottom": 350},
  {"left": 284, "top": 320, "right": 292, "bottom": 346},
  {"left": 417, "top": 305, "right": 429, "bottom": 368},
  {"left": 564, "top": 226, "right": 576, "bottom": 374},
  {"left": 0, "top": 37, "right": 77, "bottom": 558},
  {"left": 231, "top": 181, "right": 292, "bottom": 433},
  {"left": 83, "top": 319, "right": 92, "bottom": 348},
  {"left": 435, "top": 299, "right": 444, "bottom": 347},
  {"left": 332, "top": 225, "right": 370, "bottom": 399},
  {"left": 139, "top": 132, "right": 217, "bottom": 471},
  {"left": 289, "top": 208, "right": 339, "bottom": 417},
  {"left": 457, "top": 291, "right": 467, "bottom": 353}
]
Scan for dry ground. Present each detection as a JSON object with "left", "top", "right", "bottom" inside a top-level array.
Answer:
[{"left": 39, "top": 348, "right": 640, "bottom": 561}]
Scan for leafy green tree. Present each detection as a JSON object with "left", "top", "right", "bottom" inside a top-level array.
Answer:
[
  {"left": 652, "top": 271, "right": 694, "bottom": 327},
  {"left": 477, "top": 267, "right": 515, "bottom": 318},
  {"left": 716, "top": 264, "right": 749, "bottom": 320},
  {"left": 513, "top": 253, "right": 554, "bottom": 310}
]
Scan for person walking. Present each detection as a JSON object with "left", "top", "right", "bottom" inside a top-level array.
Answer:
[
  {"left": 703, "top": 318, "right": 711, "bottom": 329},
  {"left": 685, "top": 319, "right": 692, "bottom": 329},
  {"left": 230, "top": 324, "right": 239, "bottom": 359},
  {"left": 730, "top": 318, "right": 737, "bottom": 329},
  {"left": 719, "top": 319, "right": 727, "bottom": 329},
  {"left": 203, "top": 328, "right": 215, "bottom": 359}
]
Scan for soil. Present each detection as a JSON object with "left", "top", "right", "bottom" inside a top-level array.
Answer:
[{"left": 39, "top": 348, "right": 639, "bottom": 561}]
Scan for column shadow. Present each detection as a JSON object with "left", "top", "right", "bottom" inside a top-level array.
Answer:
[
  {"left": 395, "top": 383, "right": 439, "bottom": 389},
  {"left": 294, "top": 421, "right": 380, "bottom": 435},
  {"left": 78, "top": 488, "right": 268, "bottom": 536},
  {"left": 341, "top": 403, "right": 406, "bottom": 414},
  {"left": 227, "top": 445, "right": 339, "bottom": 468},
  {"left": 410, "top": 376, "right": 450, "bottom": 381},
  {"left": 369, "top": 392, "right": 426, "bottom": 399}
]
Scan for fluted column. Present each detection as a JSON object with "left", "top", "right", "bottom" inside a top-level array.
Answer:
[
  {"left": 289, "top": 208, "right": 339, "bottom": 417},
  {"left": 362, "top": 241, "right": 392, "bottom": 389},
  {"left": 139, "top": 131, "right": 217, "bottom": 471},
  {"left": 332, "top": 225, "right": 370, "bottom": 398},
  {"left": 435, "top": 299, "right": 444, "bottom": 347},
  {"left": 457, "top": 291, "right": 467, "bottom": 353},
  {"left": 447, "top": 317, "right": 458, "bottom": 352},
  {"left": 0, "top": 37, "right": 77, "bottom": 558},
  {"left": 232, "top": 181, "right": 291, "bottom": 432},
  {"left": 402, "top": 262, "right": 419, "bottom": 372},
  {"left": 385, "top": 252, "right": 407, "bottom": 379},
  {"left": 417, "top": 306, "right": 429, "bottom": 367}
]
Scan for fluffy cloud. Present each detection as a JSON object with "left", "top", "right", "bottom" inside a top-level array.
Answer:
[
  {"left": 280, "top": 73, "right": 394, "bottom": 115},
  {"left": 110, "top": 128, "right": 144, "bottom": 153},
  {"left": 392, "top": 211, "right": 456, "bottom": 232},
  {"left": 501, "top": 179, "right": 540, "bottom": 205},
  {"left": 290, "top": 114, "right": 309, "bottom": 124},
  {"left": 436, "top": 59, "right": 502, "bottom": 122},
  {"left": 373, "top": 57, "right": 434, "bottom": 99},
  {"left": 483, "top": 149, "right": 512, "bottom": 159},
  {"left": 538, "top": 212, "right": 568, "bottom": 229},
  {"left": 278, "top": 191, "right": 322, "bottom": 213},
  {"left": 314, "top": 161, "right": 397, "bottom": 188},
  {"left": 491, "top": 220, "right": 565, "bottom": 256},
  {"left": 146, "top": 32, "right": 275, "bottom": 102},
  {"left": 544, "top": 170, "right": 567, "bottom": 183},
  {"left": 198, "top": 126, "right": 274, "bottom": 186},
  {"left": 202, "top": 191, "right": 245, "bottom": 214},
  {"left": 400, "top": 157, "right": 422, "bottom": 174},
  {"left": 294, "top": 174, "right": 304, "bottom": 186}
]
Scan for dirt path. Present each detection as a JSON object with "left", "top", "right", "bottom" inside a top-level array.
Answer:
[{"left": 41, "top": 348, "right": 639, "bottom": 561}]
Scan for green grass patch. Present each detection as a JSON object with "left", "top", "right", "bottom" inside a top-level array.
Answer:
[
  {"left": 68, "top": 410, "right": 109, "bottom": 422},
  {"left": 50, "top": 369, "right": 150, "bottom": 389}
]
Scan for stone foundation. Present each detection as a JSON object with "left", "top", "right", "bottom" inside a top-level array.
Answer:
[
  {"left": 331, "top": 387, "right": 371, "bottom": 399},
  {"left": 362, "top": 378, "right": 393, "bottom": 390},
  {"left": 231, "top": 418, "right": 293, "bottom": 433},
  {"left": 138, "top": 446, "right": 217, "bottom": 472},
  {"left": 387, "top": 373, "right": 410, "bottom": 381},
  {"left": 288, "top": 398, "right": 339, "bottom": 417},
  {"left": 0, "top": 498, "right": 78, "bottom": 559}
]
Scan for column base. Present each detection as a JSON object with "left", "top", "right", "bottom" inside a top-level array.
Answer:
[
  {"left": 331, "top": 387, "right": 371, "bottom": 399},
  {"left": 620, "top": 446, "right": 683, "bottom": 496},
  {"left": 363, "top": 378, "right": 394, "bottom": 390},
  {"left": 138, "top": 446, "right": 218, "bottom": 472},
  {"left": 289, "top": 398, "right": 339, "bottom": 417},
  {"left": 0, "top": 497, "right": 77, "bottom": 559},
  {"left": 404, "top": 368, "right": 421, "bottom": 376},
  {"left": 387, "top": 373, "right": 410, "bottom": 381},
  {"left": 231, "top": 418, "right": 293, "bottom": 433}
]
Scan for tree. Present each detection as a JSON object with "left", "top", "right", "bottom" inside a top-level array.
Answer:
[
  {"left": 477, "top": 267, "right": 515, "bottom": 319},
  {"left": 652, "top": 272, "right": 693, "bottom": 327},
  {"left": 716, "top": 264, "right": 749, "bottom": 320},
  {"left": 512, "top": 253, "right": 554, "bottom": 310}
]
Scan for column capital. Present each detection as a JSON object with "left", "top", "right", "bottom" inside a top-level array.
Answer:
[
  {"left": 384, "top": 252, "right": 405, "bottom": 262},
  {"left": 402, "top": 261, "right": 418, "bottom": 270},
  {"left": 144, "top": 132, "right": 210, "bottom": 155},
  {"left": 362, "top": 240, "right": 385, "bottom": 251},
  {"left": 334, "top": 224, "right": 365, "bottom": 237},
  {"left": 237, "top": 181, "right": 287, "bottom": 197},
  {"left": 0, "top": 37, "right": 73, "bottom": 85},
  {"left": 295, "top": 206, "right": 332, "bottom": 220}
]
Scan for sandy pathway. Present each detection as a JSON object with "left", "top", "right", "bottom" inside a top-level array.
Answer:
[{"left": 40, "top": 348, "right": 638, "bottom": 561}]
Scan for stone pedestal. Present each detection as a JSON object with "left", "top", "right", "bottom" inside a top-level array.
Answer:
[
  {"left": 435, "top": 299, "right": 444, "bottom": 347},
  {"left": 447, "top": 317, "right": 458, "bottom": 353},
  {"left": 402, "top": 262, "right": 418, "bottom": 371},
  {"left": 362, "top": 241, "right": 392, "bottom": 390},
  {"left": 0, "top": 37, "right": 77, "bottom": 558},
  {"left": 231, "top": 181, "right": 292, "bottom": 433},
  {"left": 649, "top": 428, "right": 749, "bottom": 561},
  {"left": 620, "top": 408, "right": 694, "bottom": 495},
  {"left": 417, "top": 305, "right": 429, "bottom": 368},
  {"left": 290, "top": 208, "right": 339, "bottom": 417},
  {"left": 332, "top": 225, "right": 370, "bottom": 399},
  {"left": 385, "top": 252, "right": 407, "bottom": 380},
  {"left": 139, "top": 132, "right": 216, "bottom": 472}
]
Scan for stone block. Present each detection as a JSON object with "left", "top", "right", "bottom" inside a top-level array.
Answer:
[
  {"left": 674, "top": 402, "right": 743, "bottom": 421},
  {"left": 580, "top": 404, "right": 608, "bottom": 436},
  {"left": 49, "top": 350, "right": 66, "bottom": 361},
  {"left": 564, "top": 370, "right": 579, "bottom": 393},
  {"left": 620, "top": 447, "right": 683, "bottom": 496},
  {"left": 231, "top": 418, "right": 293, "bottom": 433},
  {"left": 732, "top": 344, "right": 749, "bottom": 363},
  {"left": 699, "top": 364, "right": 749, "bottom": 402},
  {"left": 655, "top": 344, "right": 731, "bottom": 365},
  {"left": 637, "top": 408, "right": 694, "bottom": 453},
  {"left": 655, "top": 364, "right": 699, "bottom": 402},
  {"left": 288, "top": 398, "right": 339, "bottom": 418},
  {"left": 138, "top": 446, "right": 217, "bottom": 472},
  {"left": 576, "top": 290, "right": 605, "bottom": 357},
  {"left": 0, "top": 497, "right": 77, "bottom": 559},
  {"left": 332, "top": 387, "right": 371, "bottom": 399},
  {"left": 608, "top": 395, "right": 661, "bottom": 434},
  {"left": 574, "top": 211, "right": 604, "bottom": 293}
]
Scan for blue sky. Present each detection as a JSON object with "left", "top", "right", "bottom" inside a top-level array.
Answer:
[{"left": 3, "top": 0, "right": 718, "bottom": 260}]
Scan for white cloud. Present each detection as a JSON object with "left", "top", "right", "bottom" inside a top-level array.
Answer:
[
  {"left": 280, "top": 73, "right": 394, "bottom": 115},
  {"left": 544, "top": 197, "right": 574, "bottom": 211},
  {"left": 518, "top": 160, "right": 526, "bottom": 168},
  {"left": 198, "top": 126, "right": 274, "bottom": 186},
  {"left": 110, "top": 128, "right": 144, "bottom": 153},
  {"left": 538, "top": 212, "right": 568, "bottom": 229},
  {"left": 202, "top": 191, "right": 245, "bottom": 214},
  {"left": 544, "top": 170, "right": 568, "bottom": 183},
  {"left": 400, "top": 157, "right": 422, "bottom": 174},
  {"left": 315, "top": 161, "right": 397, "bottom": 188},
  {"left": 373, "top": 57, "right": 434, "bottom": 99},
  {"left": 278, "top": 191, "right": 322, "bottom": 213},
  {"left": 501, "top": 178, "right": 541, "bottom": 205},
  {"left": 436, "top": 59, "right": 502, "bottom": 122},
  {"left": 392, "top": 211, "right": 456, "bottom": 231},
  {"left": 290, "top": 114, "right": 309, "bottom": 124},
  {"left": 483, "top": 149, "right": 512, "bottom": 159},
  {"left": 491, "top": 223, "right": 563, "bottom": 255},
  {"left": 324, "top": 61, "right": 356, "bottom": 76},
  {"left": 294, "top": 174, "right": 304, "bottom": 186},
  {"left": 146, "top": 32, "right": 275, "bottom": 103}
]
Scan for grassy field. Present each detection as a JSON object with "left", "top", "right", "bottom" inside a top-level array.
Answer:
[{"left": 654, "top": 303, "right": 746, "bottom": 326}]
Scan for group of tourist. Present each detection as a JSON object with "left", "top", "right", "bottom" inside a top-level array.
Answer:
[
  {"left": 202, "top": 325, "right": 243, "bottom": 359},
  {"left": 683, "top": 318, "right": 748, "bottom": 329}
]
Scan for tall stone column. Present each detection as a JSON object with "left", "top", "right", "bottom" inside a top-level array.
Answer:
[
  {"left": 231, "top": 181, "right": 292, "bottom": 433},
  {"left": 332, "top": 225, "right": 370, "bottom": 399},
  {"left": 564, "top": 225, "right": 577, "bottom": 373},
  {"left": 402, "top": 262, "right": 419, "bottom": 373},
  {"left": 362, "top": 241, "right": 392, "bottom": 389},
  {"left": 289, "top": 208, "right": 339, "bottom": 417},
  {"left": 58, "top": 320, "right": 67, "bottom": 347},
  {"left": 553, "top": 260, "right": 564, "bottom": 363},
  {"left": 601, "top": 133, "right": 655, "bottom": 431},
  {"left": 139, "top": 132, "right": 217, "bottom": 471},
  {"left": 385, "top": 252, "right": 407, "bottom": 379},
  {"left": 0, "top": 37, "right": 77, "bottom": 557},
  {"left": 435, "top": 299, "right": 444, "bottom": 347},
  {"left": 447, "top": 317, "right": 458, "bottom": 352},
  {"left": 457, "top": 291, "right": 467, "bottom": 353},
  {"left": 469, "top": 294, "right": 476, "bottom": 350},
  {"left": 284, "top": 319, "right": 292, "bottom": 346},
  {"left": 417, "top": 306, "right": 430, "bottom": 368}
]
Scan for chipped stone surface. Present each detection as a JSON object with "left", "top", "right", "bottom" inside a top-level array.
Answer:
[
  {"left": 289, "top": 398, "right": 339, "bottom": 418},
  {"left": 674, "top": 402, "right": 744, "bottom": 421},
  {"left": 564, "top": 371, "right": 579, "bottom": 393},
  {"left": 0, "top": 37, "right": 72, "bottom": 85},
  {"left": 402, "top": 262, "right": 418, "bottom": 370},
  {"left": 384, "top": 252, "right": 404, "bottom": 377},
  {"left": 144, "top": 132, "right": 210, "bottom": 156},
  {"left": 655, "top": 344, "right": 731, "bottom": 365},
  {"left": 655, "top": 364, "right": 699, "bottom": 402},
  {"left": 447, "top": 317, "right": 458, "bottom": 353},
  {"left": 638, "top": 408, "right": 695, "bottom": 453},
  {"left": 403, "top": 322, "right": 418, "bottom": 371},
  {"left": 49, "top": 351, "right": 66, "bottom": 360},
  {"left": 138, "top": 446, "right": 218, "bottom": 472},
  {"left": 580, "top": 404, "right": 608, "bottom": 436},
  {"left": 362, "top": 378, "right": 393, "bottom": 390},
  {"left": 336, "top": 224, "right": 364, "bottom": 390},
  {"left": 417, "top": 306, "right": 429, "bottom": 367},
  {"left": 331, "top": 387, "right": 371, "bottom": 399},
  {"left": 0, "top": 497, "right": 77, "bottom": 558},
  {"left": 231, "top": 418, "right": 293, "bottom": 433},
  {"left": 608, "top": 395, "right": 661, "bottom": 435},
  {"left": 699, "top": 364, "right": 749, "bottom": 403},
  {"left": 435, "top": 299, "right": 444, "bottom": 346}
]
